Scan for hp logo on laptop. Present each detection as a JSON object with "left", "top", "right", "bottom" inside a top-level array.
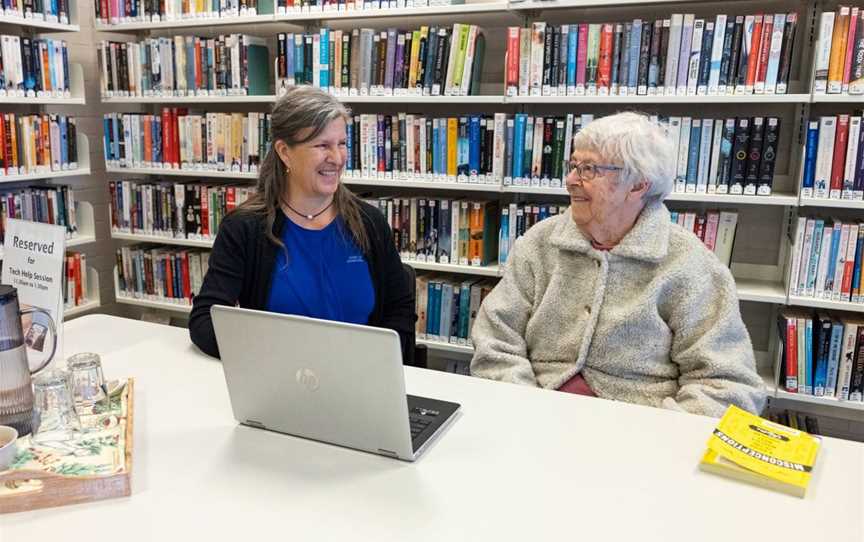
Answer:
[{"left": 295, "top": 368, "right": 320, "bottom": 391}]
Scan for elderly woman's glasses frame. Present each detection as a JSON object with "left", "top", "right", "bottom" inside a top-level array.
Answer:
[{"left": 565, "top": 161, "right": 623, "bottom": 182}]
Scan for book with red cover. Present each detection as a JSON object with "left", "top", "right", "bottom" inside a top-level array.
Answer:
[{"left": 831, "top": 114, "right": 850, "bottom": 192}]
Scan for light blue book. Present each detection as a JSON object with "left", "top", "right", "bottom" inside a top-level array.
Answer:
[
  {"left": 439, "top": 282, "right": 453, "bottom": 340},
  {"left": 285, "top": 34, "right": 295, "bottom": 84},
  {"left": 825, "top": 320, "right": 844, "bottom": 397},
  {"left": 628, "top": 20, "right": 641, "bottom": 89},
  {"left": 499, "top": 208, "right": 510, "bottom": 263},
  {"left": 805, "top": 219, "right": 825, "bottom": 295},
  {"left": 685, "top": 119, "right": 702, "bottom": 188},
  {"left": 432, "top": 119, "right": 442, "bottom": 175},
  {"left": 824, "top": 221, "right": 842, "bottom": 295},
  {"left": 513, "top": 114, "right": 526, "bottom": 181},
  {"left": 319, "top": 28, "right": 330, "bottom": 89},
  {"left": 346, "top": 116, "right": 354, "bottom": 174},
  {"left": 567, "top": 26, "right": 578, "bottom": 88}
]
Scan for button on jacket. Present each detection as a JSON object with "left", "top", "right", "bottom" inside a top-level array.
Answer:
[{"left": 470, "top": 201, "right": 767, "bottom": 417}]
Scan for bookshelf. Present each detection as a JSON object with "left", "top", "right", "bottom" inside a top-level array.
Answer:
[
  {"left": 94, "top": 13, "right": 276, "bottom": 32},
  {"left": 507, "top": 94, "right": 812, "bottom": 104},
  {"left": 65, "top": 268, "right": 101, "bottom": 319},
  {"left": 0, "top": 131, "right": 91, "bottom": 184},
  {"left": 95, "top": 0, "right": 864, "bottom": 430},
  {"left": 2, "top": 64, "right": 86, "bottom": 105},
  {"left": 105, "top": 167, "right": 258, "bottom": 180},
  {"left": 0, "top": 14, "right": 80, "bottom": 32}
]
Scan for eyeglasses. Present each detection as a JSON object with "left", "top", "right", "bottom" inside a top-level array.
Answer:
[{"left": 565, "top": 161, "right": 623, "bottom": 182}]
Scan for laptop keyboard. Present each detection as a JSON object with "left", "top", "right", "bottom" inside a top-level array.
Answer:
[{"left": 409, "top": 406, "right": 440, "bottom": 440}]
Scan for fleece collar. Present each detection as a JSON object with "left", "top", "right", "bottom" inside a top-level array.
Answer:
[{"left": 549, "top": 201, "right": 671, "bottom": 263}]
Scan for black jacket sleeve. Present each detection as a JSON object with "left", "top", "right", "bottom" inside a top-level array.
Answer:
[
  {"left": 368, "top": 209, "right": 416, "bottom": 363},
  {"left": 189, "top": 214, "right": 249, "bottom": 358}
]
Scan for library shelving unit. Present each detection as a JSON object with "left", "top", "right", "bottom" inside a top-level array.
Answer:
[
  {"left": 3, "top": 0, "right": 98, "bottom": 321},
  {"left": 97, "top": 0, "right": 864, "bottom": 425},
  {"left": 65, "top": 268, "right": 102, "bottom": 319}
]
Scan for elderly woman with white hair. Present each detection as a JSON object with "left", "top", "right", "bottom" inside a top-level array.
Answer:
[{"left": 470, "top": 112, "right": 766, "bottom": 417}]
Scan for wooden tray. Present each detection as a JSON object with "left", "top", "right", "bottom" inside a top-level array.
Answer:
[{"left": 0, "top": 378, "right": 134, "bottom": 514}]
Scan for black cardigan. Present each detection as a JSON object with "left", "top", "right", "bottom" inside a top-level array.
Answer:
[{"left": 189, "top": 201, "right": 415, "bottom": 361}]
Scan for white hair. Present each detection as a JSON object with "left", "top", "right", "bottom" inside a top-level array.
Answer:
[{"left": 571, "top": 112, "right": 676, "bottom": 204}]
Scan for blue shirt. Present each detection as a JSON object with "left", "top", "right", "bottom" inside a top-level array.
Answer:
[{"left": 265, "top": 216, "right": 375, "bottom": 324}]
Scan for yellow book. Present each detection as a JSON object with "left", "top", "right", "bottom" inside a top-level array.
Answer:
[
  {"left": 407, "top": 30, "right": 422, "bottom": 89},
  {"left": 231, "top": 114, "right": 243, "bottom": 170},
  {"left": 699, "top": 405, "right": 821, "bottom": 498},
  {"left": 827, "top": 6, "right": 851, "bottom": 93},
  {"left": 447, "top": 117, "right": 458, "bottom": 177},
  {"left": 451, "top": 25, "right": 471, "bottom": 91}
]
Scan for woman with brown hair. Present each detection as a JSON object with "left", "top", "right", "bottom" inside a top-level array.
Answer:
[{"left": 189, "top": 86, "right": 413, "bottom": 361}]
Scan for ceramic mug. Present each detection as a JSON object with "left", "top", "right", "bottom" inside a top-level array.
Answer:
[{"left": 0, "top": 425, "right": 19, "bottom": 471}]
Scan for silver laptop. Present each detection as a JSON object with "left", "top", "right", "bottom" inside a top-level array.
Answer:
[{"left": 211, "top": 305, "right": 460, "bottom": 461}]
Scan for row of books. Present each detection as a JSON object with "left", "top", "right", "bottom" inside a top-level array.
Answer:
[
  {"left": 670, "top": 116, "right": 780, "bottom": 197},
  {"left": 275, "top": 24, "right": 484, "bottom": 97},
  {"left": 108, "top": 181, "right": 255, "bottom": 239},
  {"left": 0, "top": 186, "right": 79, "bottom": 242},
  {"left": 349, "top": 112, "right": 781, "bottom": 194},
  {"left": 505, "top": 13, "right": 798, "bottom": 98},
  {"left": 102, "top": 110, "right": 271, "bottom": 173},
  {"left": 116, "top": 245, "right": 210, "bottom": 304},
  {"left": 814, "top": 7, "right": 864, "bottom": 95},
  {"left": 764, "top": 409, "right": 821, "bottom": 436},
  {"left": 365, "top": 197, "right": 498, "bottom": 267},
  {"left": 498, "top": 203, "right": 566, "bottom": 264},
  {"left": 1, "top": 0, "right": 70, "bottom": 24},
  {"left": 94, "top": 0, "right": 269, "bottom": 25},
  {"left": 777, "top": 309, "right": 864, "bottom": 402},
  {"left": 276, "top": 0, "right": 462, "bottom": 14},
  {"left": 0, "top": 36, "right": 71, "bottom": 98},
  {"left": 669, "top": 210, "right": 738, "bottom": 267},
  {"left": 788, "top": 217, "right": 864, "bottom": 303},
  {"left": 0, "top": 114, "right": 78, "bottom": 177},
  {"left": 801, "top": 114, "right": 864, "bottom": 201},
  {"left": 98, "top": 35, "right": 269, "bottom": 97},
  {"left": 415, "top": 273, "right": 495, "bottom": 346},
  {"left": 63, "top": 251, "right": 88, "bottom": 309}
]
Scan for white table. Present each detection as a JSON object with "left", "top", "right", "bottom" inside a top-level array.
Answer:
[{"left": 3, "top": 314, "right": 863, "bottom": 541}]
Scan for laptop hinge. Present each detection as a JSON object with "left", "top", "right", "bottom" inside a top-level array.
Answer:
[
  {"left": 245, "top": 419, "right": 266, "bottom": 429},
  {"left": 377, "top": 448, "right": 398, "bottom": 457}
]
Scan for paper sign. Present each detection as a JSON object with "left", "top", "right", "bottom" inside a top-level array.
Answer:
[{"left": 2, "top": 219, "right": 67, "bottom": 370}]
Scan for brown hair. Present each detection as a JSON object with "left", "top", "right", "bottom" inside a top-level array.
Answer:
[{"left": 236, "top": 85, "right": 369, "bottom": 253}]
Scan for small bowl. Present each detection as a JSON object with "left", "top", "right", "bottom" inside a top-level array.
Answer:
[{"left": 0, "top": 425, "right": 19, "bottom": 471}]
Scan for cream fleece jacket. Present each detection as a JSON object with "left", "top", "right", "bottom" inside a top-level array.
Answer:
[{"left": 470, "top": 201, "right": 767, "bottom": 417}]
